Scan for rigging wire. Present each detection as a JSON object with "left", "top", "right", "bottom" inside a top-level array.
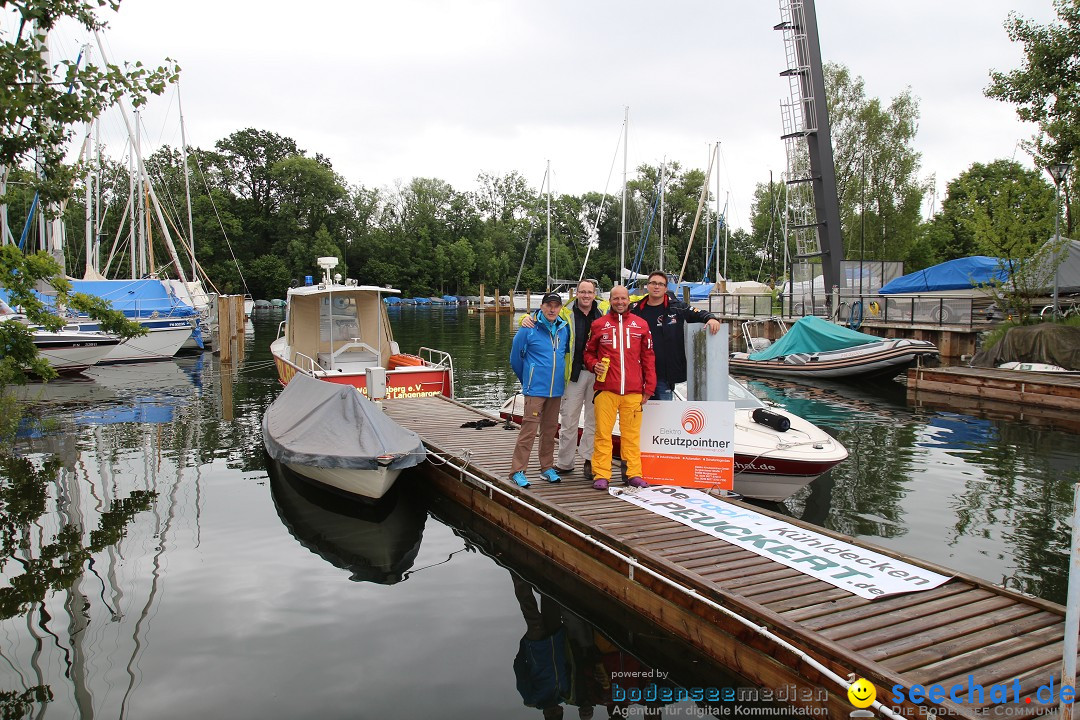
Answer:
[
  {"left": 579, "top": 121, "right": 625, "bottom": 285},
  {"left": 510, "top": 167, "right": 550, "bottom": 297}
]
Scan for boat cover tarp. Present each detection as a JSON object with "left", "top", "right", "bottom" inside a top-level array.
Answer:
[
  {"left": 748, "top": 315, "right": 881, "bottom": 361},
  {"left": 262, "top": 374, "right": 426, "bottom": 470},
  {"left": 970, "top": 324, "right": 1080, "bottom": 371},
  {"left": 672, "top": 282, "right": 716, "bottom": 300},
  {"left": 1021, "top": 238, "right": 1080, "bottom": 295},
  {"left": 879, "top": 256, "right": 1007, "bottom": 295},
  {"left": 68, "top": 279, "right": 197, "bottom": 316}
]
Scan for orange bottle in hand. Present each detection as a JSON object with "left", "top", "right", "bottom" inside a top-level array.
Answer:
[{"left": 595, "top": 357, "right": 610, "bottom": 382}]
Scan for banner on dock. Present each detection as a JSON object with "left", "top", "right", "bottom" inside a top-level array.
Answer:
[
  {"left": 612, "top": 486, "right": 951, "bottom": 599},
  {"left": 640, "top": 401, "right": 735, "bottom": 490}
]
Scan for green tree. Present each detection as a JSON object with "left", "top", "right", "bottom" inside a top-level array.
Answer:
[
  {"left": 986, "top": 0, "right": 1079, "bottom": 234},
  {"left": 247, "top": 254, "right": 291, "bottom": 300},
  {"left": 928, "top": 160, "right": 1056, "bottom": 262},
  {"left": 0, "top": 246, "right": 143, "bottom": 397},
  {"left": 826, "top": 63, "right": 928, "bottom": 265},
  {"left": 0, "top": 0, "right": 177, "bottom": 208},
  {"left": 925, "top": 160, "right": 1058, "bottom": 320}
]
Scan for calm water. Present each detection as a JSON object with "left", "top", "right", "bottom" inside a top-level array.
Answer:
[{"left": 1, "top": 307, "right": 1076, "bottom": 719}]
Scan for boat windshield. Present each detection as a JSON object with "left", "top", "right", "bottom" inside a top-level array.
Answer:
[
  {"left": 320, "top": 294, "right": 362, "bottom": 344},
  {"left": 673, "top": 377, "right": 764, "bottom": 409}
]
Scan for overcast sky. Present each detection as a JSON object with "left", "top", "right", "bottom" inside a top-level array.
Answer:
[{"left": 46, "top": 1, "right": 1056, "bottom": 232}]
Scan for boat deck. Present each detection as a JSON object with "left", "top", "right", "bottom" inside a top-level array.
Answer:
[{"left": 383, "top": 394, "right": 1071, "bottom": 719}]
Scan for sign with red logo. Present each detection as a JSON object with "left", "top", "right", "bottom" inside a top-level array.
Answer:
[{"left": 640, "top": 401, "right": 735, "bottom": 490}]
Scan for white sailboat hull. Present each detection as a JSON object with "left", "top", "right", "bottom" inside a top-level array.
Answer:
[{"left": 68, "top": 320, "right": 193, "bottom": 363}]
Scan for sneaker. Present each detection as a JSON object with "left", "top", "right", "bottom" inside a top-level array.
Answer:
[
  {"left": 583, "top": 460, "right": 593, "bottom": 480},
  {"left": 540, "top": 468, "right": 561, "bottom": 484},
  {"left": 592, "top": 478, "right": 609, "bottom": 490},
  {"left": 553, "top": 466, "right": 573, "bottom": 475},
  {"left": 511, "top": 471, "right": 530, "bottom": 488},
  {"left": 626, "top": 476, "right": 648, "bottom": 488}
]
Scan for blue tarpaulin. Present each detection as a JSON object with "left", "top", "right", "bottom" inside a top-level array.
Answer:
[
  {"left": 670, "top": 282, "right": 715, "bottom": 300},
  {"left": 879, "top": 256, "right": 1007, "bottom": 295},
  {"left": 66, "top": 279, "right": 197, "bottom": 316},
  {"left": 748, "top": 315, "right": 880, "bottom": 361},
  {"left": 1, "top": 279, "right": 198, "bottom": 318}
]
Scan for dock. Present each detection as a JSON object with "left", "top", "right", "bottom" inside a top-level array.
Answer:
[
  {"left": 909, "top": 366, "right": 1080, "bottom": 419},
  {"left": 384, "top": 394, "right": 1074, "bottom": 720}
]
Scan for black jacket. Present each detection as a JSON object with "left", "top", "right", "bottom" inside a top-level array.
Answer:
[{"left": 631, "top": 294, "right": 716, "bottom": 386}]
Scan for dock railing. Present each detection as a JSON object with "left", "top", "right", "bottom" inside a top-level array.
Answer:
[{"left": 703, "top": 292, "right": 1002, "bottom": 329}]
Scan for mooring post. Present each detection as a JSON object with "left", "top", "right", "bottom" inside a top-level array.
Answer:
[
  {"left": 218, "top": 295, "right": 233, "bottom": 364},
  {"left": 1061, "top": 482, "right": 1080, "bottom": 720}
]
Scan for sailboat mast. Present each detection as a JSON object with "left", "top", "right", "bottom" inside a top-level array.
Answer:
[
  {"left": 178, "top": 82, "right": 196, "bottom": 280},
  {"left": 95, "top": 30, "right": 190, "bottom": 286},
  {"left": 659, "top": 157, "right": 665, "bottom": 273},
  {"left": 718, "top": 143, "right": 725, "bottom": 284},
  {"left": 620, "top": 106, "right": 628, "bottom": 284},
  {"left": 84, "top": 120, "right": 93, "bottom": 277},
  {"left": 128, "top": 140, "right": 137, "bottom": 278},
  {"left": 704, "top": 143, "right": 711, "bottom": 277},
  {"left": 135, "top": 110, "right": 147, "bottom": 277},
  {"left": 545, "top": 159, "right": 551, "bottom": 292}
]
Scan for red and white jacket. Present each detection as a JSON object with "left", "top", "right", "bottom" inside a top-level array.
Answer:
[{"left": 583, "top": 309, "right": 656, "bottom": 397}]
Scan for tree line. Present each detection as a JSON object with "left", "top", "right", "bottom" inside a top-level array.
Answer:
[{"left": 3, "top": 4, "right": 1076, "bottom": 303}]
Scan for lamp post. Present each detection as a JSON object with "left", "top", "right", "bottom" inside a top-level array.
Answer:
[{"left": 1047, "top": 162, "right": 1071, "bottom": 316}]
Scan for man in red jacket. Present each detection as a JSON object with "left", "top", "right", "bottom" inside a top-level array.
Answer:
[{"left": 584, "top": 285, "right": 656, "bottom": 491}]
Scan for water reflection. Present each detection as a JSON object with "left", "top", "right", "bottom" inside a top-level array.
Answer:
[
  {"left": 428, "top": 492, "right": 816, "bottom": 719},
  {"left": 1, "top": 310, "right": 1077, "bottom": 719},
  {"left": 267, "top": 461, "right": 427, "bottom": 584},
  {"left": 751, "top": 375, "right": 1078, "bottom": 603}
]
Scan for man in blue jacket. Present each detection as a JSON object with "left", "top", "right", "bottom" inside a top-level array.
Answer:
[{"left": 509, "top": 293, "right": 571, "bottom": 488}]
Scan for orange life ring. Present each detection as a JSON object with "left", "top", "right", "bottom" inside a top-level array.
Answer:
[{"left": 388, "top": 353, "right": 424, "bottom": 369}]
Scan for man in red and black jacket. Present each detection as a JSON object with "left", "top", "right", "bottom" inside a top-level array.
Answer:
[
  {"left": 632, "top": 271, "right": 721, "bottom": 400},
  {"left": 584, "top": 285, "right": 656, "bottom": 491}
]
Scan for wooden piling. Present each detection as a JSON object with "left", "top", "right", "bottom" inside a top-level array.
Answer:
[{"left": 218, "top": 295, "right": 233, "bottom": 364}]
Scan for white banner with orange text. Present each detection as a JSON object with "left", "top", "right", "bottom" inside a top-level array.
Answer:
[
  {"left": 610, "top": 486, "right": 951, "bottom": 599},
  {"left": 640, "top": 401, "right": 735, "bottom": 491}
]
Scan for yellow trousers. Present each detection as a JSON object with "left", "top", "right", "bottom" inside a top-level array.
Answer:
[{"left": 592, "top": 391, "right": 643, "bottom": 481}]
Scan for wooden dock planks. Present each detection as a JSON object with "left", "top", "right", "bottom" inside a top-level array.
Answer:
[{"left": 383, "top": 394, "right": 1072, "bottom": 719}]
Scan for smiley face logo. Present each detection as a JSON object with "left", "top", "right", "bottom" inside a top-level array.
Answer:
[{"left": 847, "top": 678, "right": 876, "bottom": 709}]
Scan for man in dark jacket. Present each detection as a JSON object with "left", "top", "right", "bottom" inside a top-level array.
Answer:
[{"left": 632, "top": 271, "right": 721, "bottom": 400}]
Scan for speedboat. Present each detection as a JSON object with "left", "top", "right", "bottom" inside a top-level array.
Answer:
[
  {"left": 270, "top": 257, "right": 454, "bottom": 398},
  {"left": 32, "top": 327, "right": 121, "bottom": 374},
  {"left": 498, "top": 375, "right": 848, "bottom": 502},
  {"left": 729, "top": 316, "right": 939, "bottom": 381},
  {"left": 996, "top": 362, "right": 1079, "bottom": 374},
  {"left": 262, "top": 373, "right": 427, "bottom": 501},
  {"left": 0, "top": 298, "right": 120, "bottom": 374}
]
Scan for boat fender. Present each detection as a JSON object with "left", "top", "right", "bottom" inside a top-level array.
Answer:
[{"left": 752, "top": 408, "right": 790, "bottom": 433}]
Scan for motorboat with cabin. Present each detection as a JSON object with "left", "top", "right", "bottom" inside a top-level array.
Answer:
[
  {"left": 729, "top": 315, "right": 939, "bottom": 381},
  {"left": 499, "top": 375, "right": 847, "bottom": 502},
  {"left": 270, "top": 257, "right": 453, "bottom": 397}
]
